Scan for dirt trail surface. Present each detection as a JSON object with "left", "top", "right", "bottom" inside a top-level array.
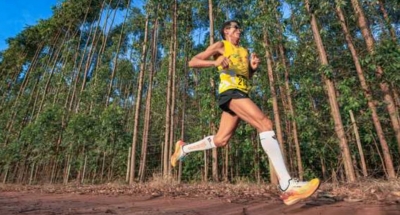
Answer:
[{"left": 1, "top": 182, "right": 400, "bottom": 215}]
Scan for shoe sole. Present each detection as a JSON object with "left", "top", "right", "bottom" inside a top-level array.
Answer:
[
  {"left": 283, "top": 178, "right": 321, "bottom": 206},
  {"left": 170, "top": 140, "right": 183, "bottom": 167}
]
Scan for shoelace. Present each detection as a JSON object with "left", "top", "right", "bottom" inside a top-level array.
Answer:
[
  {"left": 278, "top": 178, "right": 301, "bottom": 192},
  {"left": 291, "top": 178, "right": 300, "bottom": 185}
]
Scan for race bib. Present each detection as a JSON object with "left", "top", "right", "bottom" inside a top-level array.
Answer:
[{"left": 219, "top": 71, "right": 250, "bottom": 94}]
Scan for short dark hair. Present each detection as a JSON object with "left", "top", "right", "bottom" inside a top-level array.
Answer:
[{"left": 220, "top": 20, "right": 241, "bottom": 40}]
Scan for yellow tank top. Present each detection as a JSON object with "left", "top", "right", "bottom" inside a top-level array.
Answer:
[{"left": 217, "top": 40, "right": 250, "bottom": 94}]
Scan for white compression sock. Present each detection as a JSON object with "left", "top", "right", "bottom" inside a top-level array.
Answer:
[
  {"left": 182, "top": 136, "right": 216, "bottom": 153},
  {"left": 259, "top": 131, "right": 292, "bottom": 191}
]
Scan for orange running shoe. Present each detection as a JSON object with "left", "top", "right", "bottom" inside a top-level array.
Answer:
[
  {"left": 170, "top": 140, "right": 186, "bottom": 167},
  {"left": 280, "top": 178, "right": 320, "bottom": 206}
]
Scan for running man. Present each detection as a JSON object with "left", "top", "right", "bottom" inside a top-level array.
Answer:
[{"left": 171, "top": 20, "right": 320, "bottom": 206}]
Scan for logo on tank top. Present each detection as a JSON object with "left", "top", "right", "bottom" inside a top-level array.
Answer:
[{"left": 236, "top": 90, "right": 246, "bottom": 98}]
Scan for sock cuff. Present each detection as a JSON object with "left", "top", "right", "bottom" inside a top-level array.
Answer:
[
  {"left": 205, "top": 136, "right": 216, "bottom": 147},
  {"left": 259, "top": 130, "right": 275, "bottom": 139}
]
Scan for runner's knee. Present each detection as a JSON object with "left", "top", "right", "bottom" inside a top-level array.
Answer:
[
  {"left": 255, "top": 115, "right": 273, "bottom": 132},
  {"left": 213, "top": 135, "right": 229, "bottom": 147}
]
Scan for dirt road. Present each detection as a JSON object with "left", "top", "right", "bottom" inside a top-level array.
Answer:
[{"left": 1, "top": 190, "right": 400, "bottom": 215}]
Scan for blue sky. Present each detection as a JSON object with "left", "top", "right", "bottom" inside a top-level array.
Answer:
[
  {"left": 0, "top": 1, "right": 147, "bottom": 52},
  {"left": 0, "top": 0, "right": 59, "bottom": 51},
  {"left": 0, "top": 1, "right": 289, "bottom": 52}
]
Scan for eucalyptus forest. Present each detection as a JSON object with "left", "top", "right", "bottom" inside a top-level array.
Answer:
[{"left": 0, "top": 0, "right": 399, "bottom": 187}]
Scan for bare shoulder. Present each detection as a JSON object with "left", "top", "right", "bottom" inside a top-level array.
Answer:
[
  {"left": 213, "top": 41, "right": 224, "bottom": 47},
  {"left": 206, "top": 41, "right": 224, "bottom": 51},
  {"left": 206, "top": 41, "right": 224, "bottom": 59}
]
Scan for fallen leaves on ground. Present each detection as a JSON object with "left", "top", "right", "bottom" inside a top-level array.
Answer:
[{"left": 1, "top": 178, "right": 400, "bottom": 205}]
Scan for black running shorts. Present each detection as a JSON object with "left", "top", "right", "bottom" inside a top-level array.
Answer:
[{"left": 218, "top": 89, "right": 249, "bottom": 115}]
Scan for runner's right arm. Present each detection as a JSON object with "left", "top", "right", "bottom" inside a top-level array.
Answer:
[{"left": 189, "top": 42, "right": 229, "bottom": 69}]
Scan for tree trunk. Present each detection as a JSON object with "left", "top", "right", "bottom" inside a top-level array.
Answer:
[
  {"left": 105, "top": 0, "right": 130, "bottom": 107},
  {"left": 169, "top": 0, "right": 178, "bottom": 177},
  {"left": 63, "top": 154, "right": 71, "bottom": 185},
  {"left": 377, "top": 0, "right": 397, "bottom": 43},
  {"left": 69, "top": 9, "right": 102, "bottom": 112},
  {"left": 274, "top": 7, "right": 304, "bottom": 179},
  {"left": 37, "top": 29, "right": 68, "bottom": 117},
  {"left": 163, "top": 32, "right": 173, "bottom": 177},
  {"left": 126, "top": 147, "right": 131, "bottom": 183},
  {"left": 81, "top": 154, "right": 88, "bottom": 184},
  {"left": 3, "top": 43, "right": 43, "bottom": 146},
  {"left": 163, "top": 1, "right": 178, "bottom": 178},
  {"left": 129, "top": 15, "right": 149, "bottom": 184},
  {"left": 208, "top": 0, "right": 219, "bottom": 182},
  {"left": 224, "top": 144, "right": 229, "bottom": 182},
  {"left": 253, "top": 133, "right": 261, "bottom": 184},
  {"left": 351, "top": 0, "right": 400, "bottom": 155},
  {"left": 349, "top": 110, "right": 368, "bottom": 177},
  {"left": 179, "top": 49, "right": 189, "bottom": 183},
  {"left": 393, "top": 89, "right": 400, "bottom": 120},
  {"left": 335, "top": 2, "right": 395, "bottom": 179},
  {"left": 264, "top": 31, "right": 284, "bottom": 185},
  {"left": 29, "top": 162, "right": 35, "bottom": 185},
  {"left": 101, "top": 151, "right": 106, "bottom": 183},
  {"left": 305, "top": 0, "right": 356, "bottom": 182},
  {"left": 74, "top": 0, "right": 107, "bottom": 112},
  {"left": 139, "top": 14, "right": 158, "bottom": 182}
]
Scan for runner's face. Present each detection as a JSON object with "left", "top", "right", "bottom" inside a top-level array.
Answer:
[{"left": 225, "top": 22, "right": 241, "bottom": 39}]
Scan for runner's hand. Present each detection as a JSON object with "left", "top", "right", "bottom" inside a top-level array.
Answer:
[
  {"left": 250, "top": 53, "right": 260, "bottom": 70},
  {"left": 215, "top": 56, "right": 230, "bottom": 69}
]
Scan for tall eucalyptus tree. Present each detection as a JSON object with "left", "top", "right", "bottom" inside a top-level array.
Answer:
[
  {"left": 129, "top": 14, "right": 149, "bottom": 184},
  {"left": 350, "top": 0, "right": 400, "bottom": 153},
  {"left": 303, "top": 0, "right": 356, "bottom": 182},
  {"left": 334, "top": 0, "right": 395, "bottom": 178}
]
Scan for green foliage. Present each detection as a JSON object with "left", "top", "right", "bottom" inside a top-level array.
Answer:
[
  {"left": 63, "top": 112, "right": 99, "bottom": 153},
  {"left": 375, "top": 40, "right": 400, "bottom": 84},
  {"left": 17, "top": 105, "right": 64, "bottom": 164}
]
